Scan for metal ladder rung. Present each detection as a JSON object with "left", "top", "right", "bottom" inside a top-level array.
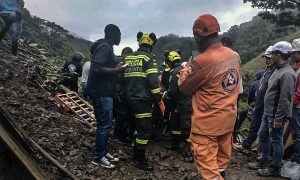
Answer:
[{"left": 69, "top": 96, "right": 78, "bottom": 99}]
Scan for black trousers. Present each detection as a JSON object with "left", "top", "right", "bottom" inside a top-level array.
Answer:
[
  {"left": 113, "top": 98, "right": 134, "bottom": 140},
  {"left": 170, "top": 109, "right": 191, "bottom": 143},
  {"left": 128, "top": 101, "right": 153, "bottom": 150}
]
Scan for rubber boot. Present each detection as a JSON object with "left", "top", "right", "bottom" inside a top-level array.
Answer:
[
  {"left": 12, "top": 41, "right": 18, "bottom": 56},
  {"left": 134, "top": 148, "right": 154, "bottom": 171},
  {"left": 182, "top": 141, "right": 194, "bottom": 163},
  {"left": 165, "top": 134, "right": 180, "bottom": 150}
]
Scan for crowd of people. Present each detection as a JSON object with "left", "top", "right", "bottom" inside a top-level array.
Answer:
[
  {"left": 62, "top": 14, "right": 242, "bottom": 179},
  {"left": 234, "top": 39, "right": 300, "bottom": 177},
  {"left": 1, "top": 1, "right": 300, "bottom": 179}
]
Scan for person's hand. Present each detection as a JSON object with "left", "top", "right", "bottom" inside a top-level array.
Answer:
[
  {"left": 115, "top": 62, "right": 127, "bottom": 72},
  {"left": 185, "top": 56, "right": 193, "bottom": 67},
  {"left": 274, "top": 120, "right": 282, "bottom": 129}
]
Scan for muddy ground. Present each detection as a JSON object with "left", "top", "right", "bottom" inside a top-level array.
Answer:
[{"left": 0, "top": 41, "right": 283, "bottom": 180}]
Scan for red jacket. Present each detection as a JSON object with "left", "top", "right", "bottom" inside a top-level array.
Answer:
[{"left": 293, "top": 62, "right": 300, "bottom": 107}]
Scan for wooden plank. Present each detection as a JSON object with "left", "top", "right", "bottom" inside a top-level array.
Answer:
[{"left": 0, "top": 121, "right": 49, "bottom": 180}]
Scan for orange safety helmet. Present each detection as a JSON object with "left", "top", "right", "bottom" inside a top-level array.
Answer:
[{"left": 193, "top": 14, "right": 220, "bottom": 37}]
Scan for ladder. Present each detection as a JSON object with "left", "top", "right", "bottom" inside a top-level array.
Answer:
[{"left": 54, "top": 92, "right": 96, "bottom": 128}]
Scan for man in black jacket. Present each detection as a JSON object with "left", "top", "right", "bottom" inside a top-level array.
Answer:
[
  {"left": 61, "top": 52, "right": 84, "bottom": 92},
  {"left": 87, "top": 24, "right": 126, "bottom": 169}
]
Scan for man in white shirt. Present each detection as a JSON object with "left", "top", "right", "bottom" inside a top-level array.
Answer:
[{"left": 81, "top": 60, "right": 91, "bottom": 100}]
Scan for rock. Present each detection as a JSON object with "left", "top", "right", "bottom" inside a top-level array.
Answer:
[
  {"left": 82, "top": 140, "right": 92, "bottom": 148},
  {"left": 179, "top": 167, "right": 186, "bottom": 172},
  {"left": 157, "top": 161, "right": 170, "bottom": 167},
  {"left": 70, "top": 150, "right": 78, "bottom": 156},
  {"left": 120, "top": 167, "right": 126, "bottom": 173},
  {"left": 191, "top": 172, "right": 197, "bottom": 177},
  {"left": 180, "top": 173, "right": 189, "bottom": 180}
]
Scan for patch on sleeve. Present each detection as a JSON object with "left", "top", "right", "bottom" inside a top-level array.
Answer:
[
  {"left": 222, "top": 69, "right": 239, "bottom": 93},
  {"left": 68, "top": 64, "right": 76, "bottom": 72}
]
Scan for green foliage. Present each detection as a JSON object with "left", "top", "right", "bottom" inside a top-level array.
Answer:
[
  {"left": 152, "top": 34, "right": 197, "bottom": 65},
  {"left": 241, "top": 28, "right": 300, "bottom": 100},
  {"left": 223, "top": 16, "right": 299, "bottom": 64},
  {"left": 244, "top": 0, "right": 300, "bottom": 26},
  {"left": 21, "top": 8, "right": 92, "bottom": 62}
]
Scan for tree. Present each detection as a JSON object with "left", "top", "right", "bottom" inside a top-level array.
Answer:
[{"left": 244, "top": 0, "right": 300, "bottom": 26}]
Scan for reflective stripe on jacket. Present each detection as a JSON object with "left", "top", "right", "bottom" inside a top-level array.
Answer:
[{"left": 124, "top": 47, "right": 160, "bottom": 102}]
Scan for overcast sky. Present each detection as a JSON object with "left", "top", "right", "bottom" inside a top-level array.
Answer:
[{"left": 25, "top": 0, "right": 260, "bottom": 54}]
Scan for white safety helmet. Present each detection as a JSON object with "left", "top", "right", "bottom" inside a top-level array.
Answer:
[
  {"left": 271, "top": 41, "right": 293, "bottom": 54},
  {"left": 262, "top": 46, "right": 273, "bottom": 58},
  {"left": 292, "top": 38, "right": 300, "bottom": 52}
]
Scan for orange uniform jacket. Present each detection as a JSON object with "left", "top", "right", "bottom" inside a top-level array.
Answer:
[{"left": 178, "top": 42, "right": 241, "bottom": 140}]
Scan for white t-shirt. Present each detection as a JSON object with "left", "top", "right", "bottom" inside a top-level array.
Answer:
[{"left": 81, "top": 61, "right": 91, "bottom": 83}]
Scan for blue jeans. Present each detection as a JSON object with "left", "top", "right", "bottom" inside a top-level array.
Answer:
[
  {"left": 0, "top": 12, "right": 22, "bottom": 43},
  {"left": 242, "top": 109, "right": 263, "bottom": 149},
  {"left": 92, "top": 96, "right": 113, "bottom": 160},
  {"left": 292, "top": 107, "right": 300, "bottom": 163},
  {"left": 259, "top": 115, "right": 285, "bottom": 170}
]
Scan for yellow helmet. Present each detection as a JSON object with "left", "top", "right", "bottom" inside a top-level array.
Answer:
[
  {"left": 137, "top": 32, "right": 157, "bottom": 46},
  {"left": 167, "top": 51, "right": 181, "bottom": 62}
]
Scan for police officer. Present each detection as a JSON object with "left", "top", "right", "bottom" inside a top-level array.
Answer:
[
  {"left": 163, "top": 50, "right": 193, "bottom": 162},
  {"left": 124, "top": 32, "right": 160, "bottom": 171},
  {"left": 61, "top": 52, "right": 84, "bottom": 92},
  {"left": 113, "top": 47, "right": 134, "bottom": 144}
]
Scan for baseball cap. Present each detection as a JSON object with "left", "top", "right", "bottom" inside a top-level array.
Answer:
[
  {"left": 271, "top": 41, "right": 293, "bottom": 54},
  {"left": 292, "top": 38, "right": 300, "bottom": 52}
]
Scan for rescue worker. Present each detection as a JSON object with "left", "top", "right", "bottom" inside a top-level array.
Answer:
[
  {"left": 113, "top": 47, "right": 134, "bottom": 144},
  {"left": 124, "top": 32, "right": 160, "bottom": 171},
  {"left": 178, "top": 14, "right": 241, "bottom": 179},
  {"left": 161, "top": 63, "right": 171, "bottom": 91},
  {"left": 162, "top": 50, "right": 193, "bottom": 163},
  {"left": 0, "top": 0, "right": 24, "bottom": 56},
  {"left": 61, "top": 52, "right": 84, "bottom": 93}
]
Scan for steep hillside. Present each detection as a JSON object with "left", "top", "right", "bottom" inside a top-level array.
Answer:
[
  {"left": 224, "top": 16, "right": 299, "bottom": 64},
  {"left": 13, "top": 9, "right": 92, "bottom": 61},
  {"left": 152, "top": 34, "right": 197, "bottom": 63},
  {"left": 152, "top": 16, "right": 299, "bottom": 67},
  {"left": 241, "top": 29, "right": 300, "bottom": 91}
]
